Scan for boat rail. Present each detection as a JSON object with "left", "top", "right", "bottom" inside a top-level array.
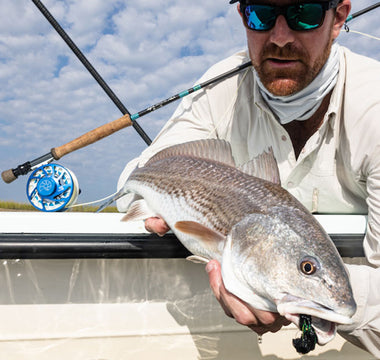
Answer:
[{"left": 0, "top": 212, "right": 366, "bottom": 259}]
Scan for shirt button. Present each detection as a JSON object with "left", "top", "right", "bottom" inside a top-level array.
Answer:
[
  {"left": 287, "top": 181, "right": 294, "bottom": 188},
  {"left": 281, "top": 135, "right": 287, "bottom": 141}
]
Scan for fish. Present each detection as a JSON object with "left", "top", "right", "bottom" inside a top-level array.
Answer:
[{"left": 119, "top": 139, "right": 356, "bottom": 348}]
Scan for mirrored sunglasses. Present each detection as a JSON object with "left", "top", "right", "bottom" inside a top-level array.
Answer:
[{"left": 240, "top": 1, "right": 340, "bottom": 31}]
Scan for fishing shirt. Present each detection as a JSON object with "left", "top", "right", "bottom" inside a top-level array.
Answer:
[{"left": 117, "top": 45, "right": 380, "bottom": 356}]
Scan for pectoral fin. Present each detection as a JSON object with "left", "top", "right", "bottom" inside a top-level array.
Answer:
[
  {"left": 121, "top": 199, "right": 157, "bottom": 222},
  {"left": 174, "top": 221, "right": 225, "bottom": 244}
]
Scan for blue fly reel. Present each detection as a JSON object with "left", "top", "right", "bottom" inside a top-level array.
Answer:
[{"left": 26, "top": 163, "right": 79, "bottom": 212}]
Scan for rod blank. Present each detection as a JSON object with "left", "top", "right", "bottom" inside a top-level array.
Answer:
[{"left": 348, "top": 2, "right": 380, "bottom": 21}]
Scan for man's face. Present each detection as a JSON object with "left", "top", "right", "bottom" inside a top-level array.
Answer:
[{"left": 239, "top": 1, "right": 350, "bottom": 96}]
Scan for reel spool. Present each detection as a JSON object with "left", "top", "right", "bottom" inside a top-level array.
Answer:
[{"left": 26, "top": 163, "right": 79, "bottom": 212}]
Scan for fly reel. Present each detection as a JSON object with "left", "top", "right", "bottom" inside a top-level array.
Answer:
[{"left": 26, "top": 163, "right": 79, "bottom": 212}]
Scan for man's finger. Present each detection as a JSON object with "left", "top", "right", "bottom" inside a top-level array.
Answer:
[
  {"left": 144, "top": 217, "right": 170, "bottom": 236},
  {"left": 206, "top": 260, "right": 222, "bottom": 299},
  {"left": 206, "top": 260, "right": 234, "bottom": 317}
]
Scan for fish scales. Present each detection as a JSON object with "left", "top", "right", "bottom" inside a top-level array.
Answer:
[{"left": 128, "top": 154, "right": 295, "bottom": 235}]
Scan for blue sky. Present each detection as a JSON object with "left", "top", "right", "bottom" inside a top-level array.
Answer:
[{"left": 0, "top": 0, "right": 379, "bottom": 208}]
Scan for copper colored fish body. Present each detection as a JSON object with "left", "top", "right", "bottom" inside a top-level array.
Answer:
[{"left": 121, "top": 139, "right": 356, "bottom": 347}]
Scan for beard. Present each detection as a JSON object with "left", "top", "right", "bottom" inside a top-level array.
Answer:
[{"left": 252, "top": 38, "right": 333, "bottom": 96}]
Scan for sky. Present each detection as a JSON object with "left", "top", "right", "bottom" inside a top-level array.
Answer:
[{"left": 0, "top": 0, "right": 379, "bottom": 208}]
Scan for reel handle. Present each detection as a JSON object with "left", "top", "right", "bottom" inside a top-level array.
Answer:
[
  {"left": 51, "top": 113, "right": 133, "bottom": 160},
  {"left": 2, "top": 161, "right": 33, "bottom": 184}
]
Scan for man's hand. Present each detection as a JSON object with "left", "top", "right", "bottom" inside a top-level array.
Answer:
[
  {"left": 144, "top": 217, "right": 290, "bottom": 335},
  {"left": 206, "top": 259, "right": 291, "bottom": 335}
]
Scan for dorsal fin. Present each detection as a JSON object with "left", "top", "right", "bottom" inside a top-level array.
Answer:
[
  {"left": 238, "top": 147, "right": 281, "bottom": 185},
  {"left": 146, "top": 139, "right": 236, "bottom": 167}
]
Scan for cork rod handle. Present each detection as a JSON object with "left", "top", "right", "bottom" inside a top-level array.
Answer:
[{"left": 51, "top": 113, "right": 133, "bottom": 160}]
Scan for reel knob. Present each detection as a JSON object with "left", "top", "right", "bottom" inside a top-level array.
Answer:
[
  {"left": 26, "top": 163, "right": 79, "bottom": 212},
  {"left": 37, "top": 177, "right": 56, "bottom": 197}
]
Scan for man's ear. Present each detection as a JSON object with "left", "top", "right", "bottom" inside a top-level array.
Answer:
[
  {"left": 237, "top": 3, "right": 248, "bottom": 29},
  {"left": 237, "top": 3, "right": 243, "bottom": 18},
  {"left": 332, "top": 0, "right": 351, "bottom": 40}
]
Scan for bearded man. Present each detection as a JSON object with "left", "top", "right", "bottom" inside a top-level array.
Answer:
[{"left": 117, "top": 0, "right": 380, "bottom": 355}]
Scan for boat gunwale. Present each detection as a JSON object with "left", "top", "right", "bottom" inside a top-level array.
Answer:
[{"left": 0, "top": 232, "right": 364, "bottom": 259}]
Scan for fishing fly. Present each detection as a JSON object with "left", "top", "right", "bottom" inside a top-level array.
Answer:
[{"left": 293, "top": 314, "right": 318, "bottom": 354}]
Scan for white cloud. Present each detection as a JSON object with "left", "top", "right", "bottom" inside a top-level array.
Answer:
[{"left": 0, "top": 0, "right": 379, "bottom": 207}]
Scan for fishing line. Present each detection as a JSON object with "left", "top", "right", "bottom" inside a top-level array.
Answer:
[
  {"left": 69, "top": 192, "right": 118, "bottom": 208},
  {"left": 343, "top": 28, "right": 380, "bottom": 42},
  {"left": 342, "top": 2, "right": 380, "bottom": 40}
]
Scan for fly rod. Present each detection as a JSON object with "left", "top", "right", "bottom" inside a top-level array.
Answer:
[{"left": 1, "top": 61, "right": 252, "bottom": 184}]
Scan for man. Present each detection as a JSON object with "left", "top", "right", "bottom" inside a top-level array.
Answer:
[{"left": 117, "top": 0, "right": 380, "bottom": 355}]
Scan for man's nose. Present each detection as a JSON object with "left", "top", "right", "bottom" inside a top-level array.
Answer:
[{"left": 268, "top": 15, "right": 296, "bottom": 47}]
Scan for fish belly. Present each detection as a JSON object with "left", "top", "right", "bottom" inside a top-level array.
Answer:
[{"left": 125, "top": 179, "right": 222, "bottom": 260}]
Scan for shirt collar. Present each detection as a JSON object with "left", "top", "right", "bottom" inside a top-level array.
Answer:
[{"left": 252, "top": 46, "right": 347, "bottom": 133}]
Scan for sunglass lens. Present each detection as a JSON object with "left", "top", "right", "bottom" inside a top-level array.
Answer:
[
  {"left": 245, "top": 5, "right": 277, "bottom": 31},
  {"left": 287, "top": 4, "right": 324, "bottom": 30}
]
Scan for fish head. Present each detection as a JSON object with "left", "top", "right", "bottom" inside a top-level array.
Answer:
[{"left": 223, "top": 211, "right": 356, "bottom": 345}]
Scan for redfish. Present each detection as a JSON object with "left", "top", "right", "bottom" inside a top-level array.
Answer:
[{"left": 120, "top": 139, "right": 356, "bottom": 348}]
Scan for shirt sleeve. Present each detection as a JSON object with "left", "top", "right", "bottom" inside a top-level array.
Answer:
[
  {"left": 338, "top": 108, "right": 380, "bottom": 357},
  {"left": 338, "top": 264, "right": 380, "bottom": 358},
  {"left": 362, "top": 143, "right": 380, "bottom": 267}
]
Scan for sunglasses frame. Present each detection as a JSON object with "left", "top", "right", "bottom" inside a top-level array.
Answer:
[{"left": 240, "top": 0, "right": 341, "bottom": 31}]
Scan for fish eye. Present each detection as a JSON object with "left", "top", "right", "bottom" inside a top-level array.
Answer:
[{"left": 299, "top": 257, "right": 319, "bottom": 275}]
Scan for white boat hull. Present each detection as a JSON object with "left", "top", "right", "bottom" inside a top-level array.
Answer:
[{"left": 0, "top": 212, "right": 372, "bottom": 359}]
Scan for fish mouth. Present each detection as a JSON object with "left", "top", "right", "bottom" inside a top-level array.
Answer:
[{"left": 276, "top": 295, "right": 354, "bottom": 346}]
